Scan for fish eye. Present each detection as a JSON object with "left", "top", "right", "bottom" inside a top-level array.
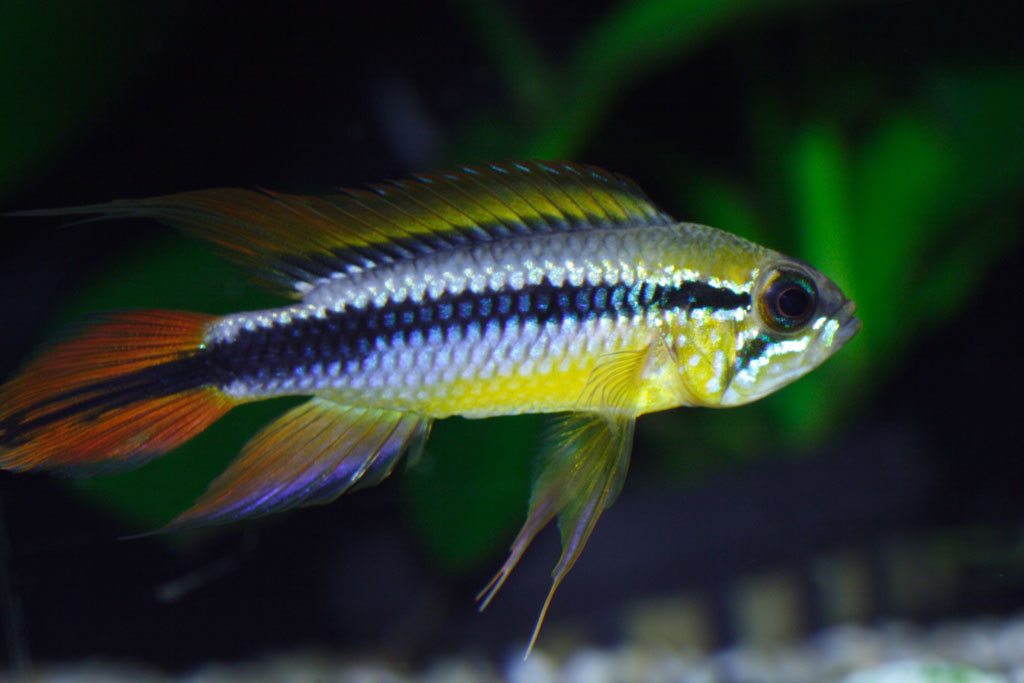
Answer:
[{"left": 759, "top": 269, "right": 818, "bottom": 332}]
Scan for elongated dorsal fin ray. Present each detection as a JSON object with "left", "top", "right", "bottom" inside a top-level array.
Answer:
[
  {"left": 13, "top": 161, "right": 673, "bottom": 297},
  {"left": 163, "top": 399, "right": 431, "bottom": 531},
  {"left": 477, "top": 411, "right": 636, "bottom": 659}
]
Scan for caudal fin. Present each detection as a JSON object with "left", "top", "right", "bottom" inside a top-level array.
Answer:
[{"left": 0, "top": 310, "right": 235, "bottom": 474}]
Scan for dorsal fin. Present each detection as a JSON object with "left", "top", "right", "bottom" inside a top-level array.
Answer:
[{"left": 14, "top": 161, "right": 674, "bottom": 298}]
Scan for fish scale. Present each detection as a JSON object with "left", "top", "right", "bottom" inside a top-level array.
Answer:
[
  {"left": 206, "top": 224, "right": 756, "bottom": 415},
  {"left": 0, "top": 160, "right": 859, "bottom": 655}
]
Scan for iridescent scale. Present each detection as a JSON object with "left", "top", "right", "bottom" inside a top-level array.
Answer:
[{"left": 204, "top": 224, "right": 755, "bottom": 416}]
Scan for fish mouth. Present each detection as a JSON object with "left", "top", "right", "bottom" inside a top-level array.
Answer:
[{"left": 834, "top": 300, "right": 861, "bottom": 347}]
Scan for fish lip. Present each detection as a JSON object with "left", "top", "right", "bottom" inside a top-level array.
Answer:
[{"left": 834, "top": 300, "right": 861, "bottom": 346}]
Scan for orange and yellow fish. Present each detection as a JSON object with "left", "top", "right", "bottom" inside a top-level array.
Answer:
[{"left": 0, "top": 161, "right": 859, "bottom": 652}]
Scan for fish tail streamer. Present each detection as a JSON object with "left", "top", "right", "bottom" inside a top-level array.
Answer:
[{"left": 0, "top": 310, "right": 235, "bottom": 474}]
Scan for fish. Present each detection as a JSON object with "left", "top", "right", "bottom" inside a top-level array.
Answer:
[{"left": 0, "top": 161, "right": 860, "bottom": 653}]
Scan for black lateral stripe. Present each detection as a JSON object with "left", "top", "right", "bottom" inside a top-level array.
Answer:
[
  {"left": 655, "top": 280, "right": 751, "bottom": 312},
  {"left": 210, "top": 278, "right": 752, "bottom": 389}
]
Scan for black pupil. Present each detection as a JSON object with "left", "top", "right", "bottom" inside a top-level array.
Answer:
[{"left": 777, "top": 285, "right": 810, "bottom": 319}]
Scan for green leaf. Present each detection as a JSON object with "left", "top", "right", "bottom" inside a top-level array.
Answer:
[
  {"left": 852, "top": 113, "right": 955, "bottom": 361},
  {"left": 791, "top": 122, "right": 856, "bottom": 298}
]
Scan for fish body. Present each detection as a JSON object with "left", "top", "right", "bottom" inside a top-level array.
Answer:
[
  {"left": 0, "top": 161, "right": 859, "bottom": 652},
  {"left": 209, "top": 221, "right": 848, "bottom": 417}
]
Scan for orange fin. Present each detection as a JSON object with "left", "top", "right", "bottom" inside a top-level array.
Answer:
[
  {"left": 0, "top": 311, "right": 234, "bottom": 474},
  {"left": 477, "top": 412, "right": 634, "bottom": 658},
  {"left": 11, "top": 161, "right": 673, "bottom": 298},
  {"left": 164, "top": 399, "right": 431, "bottom": 531}
]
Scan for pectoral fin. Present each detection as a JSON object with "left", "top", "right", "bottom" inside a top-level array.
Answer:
[
  {"left": 577, "top": 347, "right": 652, "bottom": 411},
  {"left": 165, "top": 398, "right": 431, "bottom": 531},
  {"left": 477, "top": 411, "right": 635, "bottom": 657}
]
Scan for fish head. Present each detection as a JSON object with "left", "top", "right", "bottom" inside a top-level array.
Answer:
[{"left": 715, "top": 255, "right": 860, "bottom": 407}]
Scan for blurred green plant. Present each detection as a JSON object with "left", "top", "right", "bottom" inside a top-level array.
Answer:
[{"left": 3, "top": 0, "right": 1022, "bottom": 575}]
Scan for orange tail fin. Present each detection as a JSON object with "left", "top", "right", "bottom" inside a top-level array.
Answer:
[{"left": 0, "top": 311, "right": 235, "bottom": 474}]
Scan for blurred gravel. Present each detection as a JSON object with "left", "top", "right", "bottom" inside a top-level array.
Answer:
[{"left": 5, "top": 614, "right": 1024, "bottom": 683}]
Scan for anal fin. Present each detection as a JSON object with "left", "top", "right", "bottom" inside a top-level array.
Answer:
[{"left": 165, "top": 399, "right": 431, "bottom": 531}]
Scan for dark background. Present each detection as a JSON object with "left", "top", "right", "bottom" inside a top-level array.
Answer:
[{"left": 1, "top": 0, "right": 1022, "bottom": 673}]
